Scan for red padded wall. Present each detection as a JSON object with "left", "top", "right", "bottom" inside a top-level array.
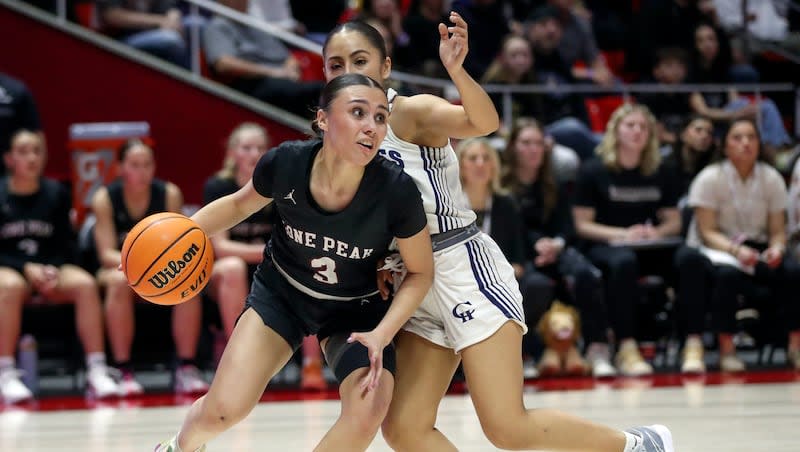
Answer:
[{"left": 0, "top": 6, "right": 307, "bottom": 204}]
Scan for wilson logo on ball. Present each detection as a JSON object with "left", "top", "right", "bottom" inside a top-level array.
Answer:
[{"left": 147, "top": 243, "right": 201, "bottom": 289}]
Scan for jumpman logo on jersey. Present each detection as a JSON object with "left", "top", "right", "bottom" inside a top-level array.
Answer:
[{"left": 284, "top": 189, "right": 296, "bottom": 205}]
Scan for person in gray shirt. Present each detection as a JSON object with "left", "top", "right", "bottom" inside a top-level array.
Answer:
[{"left": 203, "top": 0, "right": 322, "bottom": 117}]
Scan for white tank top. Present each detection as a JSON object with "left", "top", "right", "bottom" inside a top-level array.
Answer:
[{"left": 380, "top": 89, "right": 476, "bottom": 234}]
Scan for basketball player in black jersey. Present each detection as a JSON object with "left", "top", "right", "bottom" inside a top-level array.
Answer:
[
  {"left": 91, "top": 140, "right": 208, "bottom": 397},
  {"left": 156, "top": 74, "right": 433, "bottom": 452},
  {"left": 0, "top": 130, "right": 119, "bottom": 404},
  {"left": 203, "top": 123, "right": 328, "bottom": 390}
]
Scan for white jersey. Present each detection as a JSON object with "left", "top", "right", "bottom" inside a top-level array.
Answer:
[{"left": 380, "top": 89, "right": 476, "bottom": 234}]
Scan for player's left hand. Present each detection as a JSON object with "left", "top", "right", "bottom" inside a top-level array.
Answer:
[
  {"left": 347, "top": 331, "right": 388, "bottom": 392},
  {"left": 439, "top": 12, "right": 468, "bottom": 73}
]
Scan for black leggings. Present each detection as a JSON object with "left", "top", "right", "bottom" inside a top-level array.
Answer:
[
  {"left": 674, "top": 246, "right": 714, "bottom": 336},
  {"left": 712, "top": 256, "right": 800, "bottom": 334},
  {"left": 585, "top": 244, "right": 678, "bottom": 340}
]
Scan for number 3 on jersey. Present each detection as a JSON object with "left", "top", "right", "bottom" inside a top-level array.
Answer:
[{"left": 311, "top": 256, "right": 339, "bottom": 284}]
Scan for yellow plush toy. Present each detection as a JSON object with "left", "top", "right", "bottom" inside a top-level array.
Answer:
[{"left": 536, "top": 301, "right": 589, "bottom": 376}]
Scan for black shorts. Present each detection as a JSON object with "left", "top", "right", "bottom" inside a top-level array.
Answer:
[{"left": 242, "top": 260, "right": 389, "bottom": 352}]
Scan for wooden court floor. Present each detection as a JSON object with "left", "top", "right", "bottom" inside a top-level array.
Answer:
[{"left": 2, "top": 372, "right": 799, "bottom": 451}]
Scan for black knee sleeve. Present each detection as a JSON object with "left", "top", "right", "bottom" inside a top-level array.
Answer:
[{"left": 324, "top": 333, "right": 396, "bottom": 383}]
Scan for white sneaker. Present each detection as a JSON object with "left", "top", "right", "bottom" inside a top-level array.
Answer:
[
  {"left": 0, "top": 368, "right": 33, "bottom": 404},
  {"left": 174, "top": 365, "right": 209, "bottom": 394},
  {"left": 118, "top": 371, "right": 145, "bottom": 397},
  {"left": 680, "top": 340, "right": 706, "bottom": 374},
  {"left": 86, "top": 365, "right": 120, "bottom": 399},
  {"left": 626, "top": 424, "right": 674, "bottom": 452},
  {"left": 586, "top": 343, "right": 618, "bottom": 378},
  {"left": 154, "top": 435, "right": 206, "bottom": 452},
  {"left": 615, "top": 342, "right": 654, "bottom": 377},
  {"left": 720, "top": 354, "right": 746, "bottom": 372}
]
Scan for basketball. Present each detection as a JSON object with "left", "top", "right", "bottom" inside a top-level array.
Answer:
[{"left": 121, "top": 212, "right": 214, "bottom": 305}]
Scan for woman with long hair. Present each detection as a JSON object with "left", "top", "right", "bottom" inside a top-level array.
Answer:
[
  {"left": 573, "top": 103, "right": 682, "bottom": 377},
  {"left": 502, "top": 117, "right": 615, "bottom": 377}
]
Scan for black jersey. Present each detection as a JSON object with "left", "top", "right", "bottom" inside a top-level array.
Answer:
[
  {"left": 203, "top": 175, "right": 274, "bottom": 244},
  {"left": 106, "top": 178, "right": 168, "bottom": 247},
  {"left": 0, "top": 177, "right": 74, "bottom": 272},
  {"left": 252, "top": 139, "right": 426, "bottom": 300},
  {"left": 573, "top": 158, "right": 681, "bottom": 229}
]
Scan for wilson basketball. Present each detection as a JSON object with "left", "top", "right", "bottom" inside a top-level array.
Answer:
[{"left": 121, "top": 212, "right": 214, "bottom": 305}]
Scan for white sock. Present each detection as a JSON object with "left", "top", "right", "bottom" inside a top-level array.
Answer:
[
  {"left": 623, "top": 431, "right": 643, "bottom": 452},
  {"left": 171, "top": 433, "right": 205, "bottom": 452},
  {"left": 86, "top": 352, "right": 107, "bottom": 370},
  {"left": 171, "top": 436, "right": 183, "bottom": 452},
  {"left": 0, "top": 356, "right": 15, "bottom": 371}
]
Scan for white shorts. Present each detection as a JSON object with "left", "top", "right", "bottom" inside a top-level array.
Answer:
[{"left": 402, "top": 232, "right": 527, "bottom": 353}]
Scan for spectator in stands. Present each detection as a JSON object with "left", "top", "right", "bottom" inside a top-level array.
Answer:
[
  {"left": 452, "top": 0, "right": 510, "bottom": 79},
  {"left": 480, "top": 36, "right": 580, "bottom": 181},
  {"left": 546, "top": 0, "right": 614, "bottom": 86},
  {"left": 662, "top": 114, "right": 719, "bottom": 374},
  {"left": 523, "top": 6, "right": 600, "bottom": 161},
  {"left": 713, "top": 0, "right": 800, "bottom": 54},
  {"left": 91, "top": 139, "right": 208, "bottom": 396},
  {"left": 637, "top": 47, "right": 693, "bottom": 145},
  {"left": 249, "top": 0, "right": 306, "bottom": 35},
  {"left": 98, "top": 0, "right": 191, "bottom": 68},
  {"left": 456, "top": 137, "right": 553, "bottom": 379},
  {"left": 0, "top": 72, "right": 43, "bottom": 175},
  {"left": 0, "top": 130, "right": 119, "bottom": 404},
  {"left": 689, "top": 22, "right": 793, "bottom": 152},
  {"left": 203, "top": 0, "right": 323, "bottom": 118},
  {"left": 400, "top": 0, "right": 450, "bottom": 77},
  {"left": 687, "top": 118, "right": 800, "bottom": 371},
  {"left": 501, "top": 118, "right": 617, "bottom": 378},
  {"left": 663, "top": 114, "right": 716, "bottom": 199},
  {"left": 573, "top": 104, "right": 683, "bottom": 377},
  {"left": 629, "top": 0, "right": 717, "bottom": 76},
  {"left": 787, "top": 155, "right": 800, "bottom": 260},
  {"left": 203, "top": 123, "right": 272, "bottom": 339}
]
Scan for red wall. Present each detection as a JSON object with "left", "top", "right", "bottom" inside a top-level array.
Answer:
[{"left": 0, "top": 6, "right": 306, "bottom": 204}]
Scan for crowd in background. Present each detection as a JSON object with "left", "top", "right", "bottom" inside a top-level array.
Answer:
[{"left": 2, "top": 0, "right": 800, "bottom": 404}]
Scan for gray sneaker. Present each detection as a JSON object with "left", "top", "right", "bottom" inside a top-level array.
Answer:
[{"left": 625, "top": 424, "right": 674, "bottom": 452}]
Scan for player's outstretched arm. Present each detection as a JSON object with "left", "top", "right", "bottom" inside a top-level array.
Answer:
[
  {"left": 348, "top": 228, "right": 433, "bottom": 390},
  {"left": 191, "top": 180, "right": 272, "bottom": 237},
  {"left": 407, "top": 11, "right": 499, "bottom": 142}
]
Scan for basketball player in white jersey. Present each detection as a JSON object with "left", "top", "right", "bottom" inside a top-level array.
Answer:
[{"left": 322, "top": 15, "right": 674, "bottom": 452}]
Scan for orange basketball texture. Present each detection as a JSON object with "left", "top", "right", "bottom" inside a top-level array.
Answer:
[{"left": 121, "top": 212, "right": 214, "bottom": 305}]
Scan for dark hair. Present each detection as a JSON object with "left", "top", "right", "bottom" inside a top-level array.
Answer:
[
  {"left": 654, "top": 47, "right": 688, "bottom": 67},
  {"left": 672, "top": 113, "right": 715, "bottom": 175},
  {"left": 719, "top": 118, "right": 771, "bottom": 164},
  {"left": 323, "top": 20, "right": 388, "bottom": 61},
  {"left": 118, "top": 138, "right": 151, "bottom": 162},
  {"left": 5, "top": 129, "right": 41, "bottom": 154},
  {"left": 310, "top": 74, "right": 386, "bottom": 137},
  {"left": 501, "top": 117, "right": 558, "bottom": 221}
]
